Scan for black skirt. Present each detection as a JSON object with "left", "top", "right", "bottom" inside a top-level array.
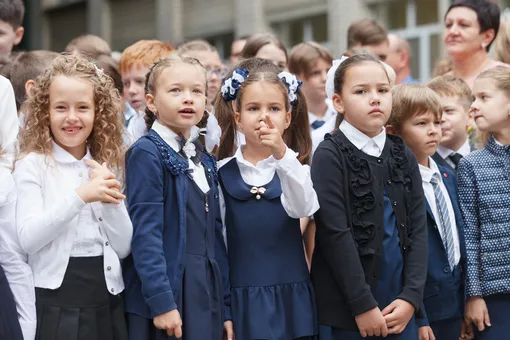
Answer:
[
  {"left": 35, "top": 256, "right": 128, "bottom": 340},
  {"left": 0, "top": 264, "right": 23, "bottom": 340}
]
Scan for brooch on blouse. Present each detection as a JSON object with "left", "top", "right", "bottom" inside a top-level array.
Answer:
[{"left": 250, "top": 186, "right": 266, "bottom": 200}]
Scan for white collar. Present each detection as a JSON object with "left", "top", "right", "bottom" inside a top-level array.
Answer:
[
  {"left": 51, "top": 140, "right": 92, "bottom": 164},
  {"left": 232, "top": 145, "right": 277, "bottom": 169},
  {"left": 308, "top": 99, "right": 336, "bottom": 124},
  {"left": 419, "top": 157, "right": 441, "bottom": 183},
  {"left": 437, "top": 139, "right": 471, "bottom": 158},
  {"left": 339, "top": 119, "right": 386, "bottom": 153},
  {"left": 151, "top": 120, "right": 200, "bottom": 153}
]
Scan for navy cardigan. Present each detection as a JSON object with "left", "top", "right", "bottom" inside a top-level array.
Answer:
[{"left": 122, "top": 130, "right": 231, "bottom": 319}]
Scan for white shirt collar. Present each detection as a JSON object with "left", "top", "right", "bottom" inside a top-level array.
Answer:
[
  {"left": 151, "top": 120, "right": 200, "bottom": 153},
  {"left": 436, "top": 139, "right": 471, "bottom": 158},
  {"left": 339, "top": 119, "right": 386, "bottom": 153},
  {"left": 232, "top": 145, "right": 279, "bottom": 170},
  {"left": 51, "top": 140, "right": 92, "bottom": 164},
  {"left": 308, "top": 99, "right": 336, "bottom": 124},
  {"left": 419, "top": 157, "right": 441, "bottom": 183}
]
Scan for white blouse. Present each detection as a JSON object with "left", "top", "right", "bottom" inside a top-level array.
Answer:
[
  {"left": 13, "top": 142, "right": 133, "bottom": 295},
  {"left": 218, "top": 146, "right": 320, "bottom": 223},
  {"left": 0, "top": 168, "right": 36, "bottom": 340},
  {"left": 0, "top": 76, "right": 19, "bottom": 171}
]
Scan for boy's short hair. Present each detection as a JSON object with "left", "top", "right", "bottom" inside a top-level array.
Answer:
[
  {"left": 427, "top": 75, "right": 473, "bottom": 111},
  {"left": 347, "top": 18, "right": 388, "bottom": 48},
  {"left": 389, "top": 84, "right": 442, "bottom": 131},
  {"left": 95, "top": 54, "right": 122, "bottom": 94},
  {"left": 119, "top": 40, "right": 175, "bottom": 74},
  {"left": 288, "top": 41, "right": 333, "bottom": 78},
  {"left": 0, "top": 0, "right": 24, "bottom": 29},
  {"left": 6, "top": 50, "right": 58, "bottom": 110},
  {"left": 177, "top": 40, "right": 218, "bottom": 57},
  {"left": 65, "top": 34, "right": 112, "bottom": 60}
]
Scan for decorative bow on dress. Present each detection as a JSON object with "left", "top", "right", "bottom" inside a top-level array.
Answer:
[{"left": 176, "top": 135, "right": 204, "bottom": 165}]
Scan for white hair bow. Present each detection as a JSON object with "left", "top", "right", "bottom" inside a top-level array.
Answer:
[{"left": 325, "top": 56, "right": 349, "bottom": 100}]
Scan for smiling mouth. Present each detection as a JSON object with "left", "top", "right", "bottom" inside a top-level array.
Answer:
[{"left": 62, "top": 127, "right": 83, "bottom": 134}]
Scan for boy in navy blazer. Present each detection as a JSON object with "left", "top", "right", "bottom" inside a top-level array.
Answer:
[
  {"left": 387, "top": 84, "right": 468, "bottom": 340},
  {"left": 427, "top": 75, "right": 476, "bottom": 171}
]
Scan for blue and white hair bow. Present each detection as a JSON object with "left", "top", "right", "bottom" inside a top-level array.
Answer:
[
  {"left": 325, "top": 56, "right": 349, "bottom": 100},
  {"left": 221, "top": 68, "right": 249, "bottom": 101},
  {"left": 278, "top": 71, "right": 302, "bottom": 105}
]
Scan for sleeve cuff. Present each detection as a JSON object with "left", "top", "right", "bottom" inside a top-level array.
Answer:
[
  {"left": 415, "top": 317, "right": 429, "bottom": 328},
  {"left": 146, "top": 290, "right": 177, "bottom": 318},
  {"left": 397, "top": 287, "right": 422, "bottom": 312},
  {"left": 349, "top": 292, "right": 378, "bottom": 316},
  {"left": 274, "top": 147, "right": 299, "bottom": 172},
  {"left": 224, "top": 306, "right": 232, "bottom": 321}
]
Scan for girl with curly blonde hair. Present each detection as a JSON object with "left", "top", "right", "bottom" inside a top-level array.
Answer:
[{"left": 13, "top": 54, "right": 132, "bottom": 340}]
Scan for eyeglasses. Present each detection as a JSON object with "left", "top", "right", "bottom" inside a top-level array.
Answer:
[{"left": 206, "top": 67, "right": 228, "bottom": 79}]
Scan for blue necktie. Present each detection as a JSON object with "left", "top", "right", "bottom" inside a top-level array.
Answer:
[
  {"left": 430, "top": 173, "right": 456, "bottom": 270},
  {"left": 311, "top": 120, "right": 325, "bottom": 130}
]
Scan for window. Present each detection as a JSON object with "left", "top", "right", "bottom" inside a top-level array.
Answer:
[{"left": 272, "top": 14, "right": 328, "bottom": 49}]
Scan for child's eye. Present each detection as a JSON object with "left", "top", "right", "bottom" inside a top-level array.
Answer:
[
  {"left": 482, "top": 95, "right": 489, "bottom": 100},
  {"left": 434, "top": 120, "right": 441, "bottom": 125},
  {"left": 79, "top": 106, "right": 89, "bottom": 110},
  {"left": 193, "top": 89, "right": 202, "bottom": 94},
  {"left": 379, "top": 88, "right": 389, "bottom": 93},
  {"left": 270, "top": 106, "right": 281, "bottom": 112},
  {"left": 170, "top": 88, "right": 180, "bottom": 93},
  {"left": 247, "top": 106, "right": 258, "bottom": 111},
  {"left": 416, "top": 121, "right": 425, "bottom": 126},
  {"left": 55, "top": 105, "right": 66, "bottom": 110},
  {"left": 355, "top": 89, "right": 366, "bottom": 95}
]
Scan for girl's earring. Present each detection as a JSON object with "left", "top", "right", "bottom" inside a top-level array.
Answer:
[{"left": 481, "top": 42, "right": 486, "bottom": 49}]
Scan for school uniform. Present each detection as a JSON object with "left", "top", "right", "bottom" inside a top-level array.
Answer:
[
  {"left": 432, "top": 139, "right": 473, "bottom": 171},
  {"left": 457, "top": 136, "right": 510, "bottom": 340},
  {"left": 217, "top": 145, "right": 319, "bottom": 340},
  {"left": 415, "top": 159, "right": 466, "bottom": 340},
  {"left": 13, "top": 143, "right": 132, "bottom": 340},
  {"left": 311, "top": 120, "right": 427, "bottom": 340},
  {"left": 0, "top": 168, "right": 30, "bottom": 340},
  {"left": 309, "top": 99, "right": 337, "bottom": 156},
  {"left": 123, "top": 121, "right": 230, "bottom": 340},
  {"left": 0, "top": 75, "right": 19, "bottom": 171}
]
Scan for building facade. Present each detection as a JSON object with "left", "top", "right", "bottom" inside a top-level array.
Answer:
[{"left": 25, "top": 0, "right": 510, "bottom": 82}]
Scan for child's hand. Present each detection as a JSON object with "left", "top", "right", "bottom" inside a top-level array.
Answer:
[
  {"left": 223, "top": 320, "right": 235, "bottom": 340},
  {"left": 382, "top": 299, "right": 415, "bottom": 334},
  {"left": 86, "top": 160, "right": 119, "bottom": 191},
  {"left": 460, "top": 318, "right": 475, "bottom": 339},
  {"left": 465, "top": 296, "right": 491, "bottom": 332},
  {"left": 153, "top": 309, "right": 183, "bottom": 338},
  {"left": 75, "top": 176, "right": 125, "bottom": 204},
  {"left": 258, "top": 115, "right": 286, "bottom": 160},
  {"left": 354, "top": 307, "right": 389, "bottom": 337},
  {"left": 418, "top": 326, "right": 436, "bottom": 340}
]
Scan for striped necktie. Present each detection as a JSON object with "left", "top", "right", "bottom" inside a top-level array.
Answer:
[{"left": 430, "top": 173, "right": 455, "bottom": 270}]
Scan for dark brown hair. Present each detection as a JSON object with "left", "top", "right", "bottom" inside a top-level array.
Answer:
[
  {"left": 0, "top": 0, "right": 24, "bottom": 29},
  {"left": 241, "top": 33, "right": 288, "bottom": 62},
  {"left": 215, "top": 58, "right": 311, "bottom": 164},
  {"left": 65, "top": 34, "right": 112, "bottom": 60},
  {"left": 144, "top": 56, "right": 208, "bottom": 136},
  {"left": 288, "top": 41, "right": 333, "bottom": 78},
  {"left": 347, "top": 18, "right": 388, "bottom": 48}
]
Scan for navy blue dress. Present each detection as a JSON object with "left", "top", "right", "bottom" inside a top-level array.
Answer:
[
  {"left": 319, "top": 191, "right": 417, "bottom": 340},
  {"left": 127, "top": 177, "right": 224, "bottom": 340},
  {"left": 0, "top": 264, "right": 23, "bottom": 340},
  {"left": 219, "top": 159, "right": 317, "bottom": 340}
]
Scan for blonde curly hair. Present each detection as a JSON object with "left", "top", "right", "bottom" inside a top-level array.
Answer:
[{"left": 20, "top": 54, "right": 125, "bottom": 169}]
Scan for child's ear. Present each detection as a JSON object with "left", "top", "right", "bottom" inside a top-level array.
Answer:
[
  {"left": 386, "top": 124, "right": 398, "bottom": 135},
  {"left": 14, "top": 27, "right": 24, "bottom": 46},
  {"left": 24, "top": 79, "right": 35, "bottom": 96},
  {"left": 232, "top": 101, "right": 243, "bottom": 131},
  {"left": 332, "top": 93, "right": 344, "bottom": 115},
  {"left": 284, "top": 109, "right": 292, "bottom": 130},
  {"left": 145, "top": 93, "right": 157, "bottom": 114}
]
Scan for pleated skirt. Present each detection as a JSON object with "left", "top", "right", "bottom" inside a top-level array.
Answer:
[
  {"left": 0, "top": 264, "right": 23, "bottom": 340},
  {"left": 35, "top": 256, "right": 128, "bottom": 340}
]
